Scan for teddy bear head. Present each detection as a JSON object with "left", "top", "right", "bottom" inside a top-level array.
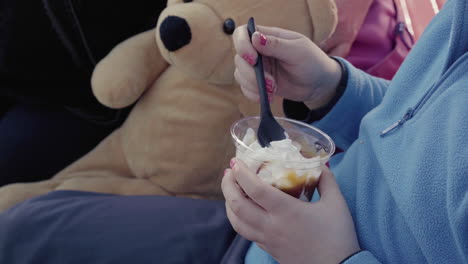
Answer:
[{"left": 156, "top": 0, "right": 337, "bottom": 85}]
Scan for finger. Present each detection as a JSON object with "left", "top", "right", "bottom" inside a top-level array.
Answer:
[
  {"left": 226, "top": 203, "right": 265, "bottom": 243},
  {"left": 261, "top": 59, "right": 279, "bottom": 99},
  {"left": 234, "top": 55, "right": 257, "bottom": 86},
  {"left": 241, "top": 84, "right": 274, "bottom": 104},
  {"left": 234, "top": 69, "right": 258, "bottom": 101},
  {"left": 255, "top": 25, "right": 304, "bottom": 40},
  {"left": 235, "top": 53, "right": 277, "bottom": 95},
  {"left": 251, "top": 31, "right": 301, "bottom": 62},
  {"left": 233, "top": 25, "right": 258, "bottom": 65},
  {"left": 316, "top": 166, "right": 344, "bottom": 202},
  {"left": 221, "top": 169, "right": 267, "bottom": 230},
  {"left": 234, "top": 69, "right": 276, "bottom": 101},
  {"left": 233, "top": 159, "right": 297, "bottom": 213},
  {"left": 241, "top": 86, "right": 260, "bottom": 102}
]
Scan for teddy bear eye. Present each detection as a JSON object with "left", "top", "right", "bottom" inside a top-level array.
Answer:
[
  {"left": 183, "top": 0, "right": 193, "bottom": 2},
  {"left": 223, "top": 18, "right": 236, "bottom": 35}
]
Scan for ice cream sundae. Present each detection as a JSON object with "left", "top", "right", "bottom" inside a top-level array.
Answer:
[{"left": 231, "top": 116, "right": 335, "bottom": 201}]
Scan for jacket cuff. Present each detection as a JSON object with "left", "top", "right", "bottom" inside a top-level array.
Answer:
[
  {"left": 340, "top": 250, "right": 381, "bottom": 264},
  {"left": 283, "top": 57, "right": 348, "bottom": 123}
]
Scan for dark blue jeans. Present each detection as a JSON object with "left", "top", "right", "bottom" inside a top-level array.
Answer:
[{"left": 0, "top": 191, "right": 238, "bottom": 264}]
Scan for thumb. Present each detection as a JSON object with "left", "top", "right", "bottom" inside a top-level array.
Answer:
[
  {"left": 317, "top": 166, "right": 343, "bottom": 201},
  {"left": 251, "top": 32, "right": 296, "bottom": 62}
]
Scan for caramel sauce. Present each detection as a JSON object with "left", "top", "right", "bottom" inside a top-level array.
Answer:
[
  {"left": 286, "top": 171, "right": 306, "bottom": 186},
  {"left": 256, "top": 141, "right": 324, "bottom": 201},
  {"left": 273, "top": 171, "right": 318, "bottom": 201}
]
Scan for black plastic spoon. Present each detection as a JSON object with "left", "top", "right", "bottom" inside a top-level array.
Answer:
[{"left": 247, "top": 17, "right": 286, "bottom": 147}]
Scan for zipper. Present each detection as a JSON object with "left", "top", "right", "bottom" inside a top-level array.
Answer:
[
  {"left": 395, "top": 22, "right": 414, "bottom": 50},
  {"left": 380, "top": 81, "right": 440, "bottom": 137},
  {"left": 380, "top": 21, "right": 417, "bottom": 137},
  {"left": 380, "top": 107, "right": 414, "bottom": 136}
]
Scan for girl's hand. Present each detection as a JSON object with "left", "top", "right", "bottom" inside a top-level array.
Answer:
[
  {"left": 233, "top": 25, "right": 342, "bottom": 109},
  {"left": 221, "top": 159, "right": 360, "bottom": 264}
]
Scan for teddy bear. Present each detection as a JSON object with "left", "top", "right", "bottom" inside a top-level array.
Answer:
[{"left": 0, "top": 0, "right": 337, "bottom": 212}]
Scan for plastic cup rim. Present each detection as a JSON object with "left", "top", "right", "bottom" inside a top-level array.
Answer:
[{"left": 230, "top": 116, "right": 336, "bottom": 164}]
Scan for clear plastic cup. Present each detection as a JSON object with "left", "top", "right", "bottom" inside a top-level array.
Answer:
[{"left": 230, "top": 116, "right": 335, "bottom": 201}]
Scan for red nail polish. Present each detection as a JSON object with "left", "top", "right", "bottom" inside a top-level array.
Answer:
[
  {"left": 260, "top": 34, "right": 267, "bottom": 46},
  {"left": 242, "top": 54, "right": 255, "bottom": 65},
  {"left": 230, "top": 158, "right": 236, "bottom": 169},
  {"left": 241, "top": 54, "right": 250, "bottom": 64},
  {"left": 266, "top": 81, "right": 274, "bottom": 93}
]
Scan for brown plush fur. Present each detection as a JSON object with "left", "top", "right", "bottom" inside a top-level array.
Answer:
[{"left": 0, "top": 0, "right": 337, "bottom": 212}]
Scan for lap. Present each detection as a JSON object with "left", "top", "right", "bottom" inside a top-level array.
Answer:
[{"left": 0, "top": 191, "right": 235, "bottom": 264}]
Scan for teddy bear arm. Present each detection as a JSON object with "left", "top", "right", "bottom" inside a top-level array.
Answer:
[
  {"left": 307, "top": 0, "right": 338, "bottom": 44},
  {"left": 0, "top": 180, "right": 62, "bottom": 213},
  {"left": 91, "top": 29, "right": 169, "bottom": 109}
]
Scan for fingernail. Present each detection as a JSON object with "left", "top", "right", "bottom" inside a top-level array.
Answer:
[
  {"left": 266, "top": 79, "right": 274, "bottom": 93},
  {"left": 260, "top": 34, "right": 268, "bottom": 46},
  {"left": 230, "top": 158, "right": 237, "bottom": 169},
  {"left": 242, "top": 53, "right": 255, "bottom": 65}
]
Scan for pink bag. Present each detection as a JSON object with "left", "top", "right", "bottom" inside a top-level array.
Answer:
[{"left": 346, "top": 0, "right": 445, "bottom": 80}]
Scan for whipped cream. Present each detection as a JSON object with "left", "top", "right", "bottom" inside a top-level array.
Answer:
[{"left": 236, "top": 128, "right": 324, "bottom": 187}]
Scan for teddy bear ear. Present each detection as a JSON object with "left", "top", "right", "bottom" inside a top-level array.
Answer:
[{"left": 306, "top": 0, "right": 338, "bottom": 45}]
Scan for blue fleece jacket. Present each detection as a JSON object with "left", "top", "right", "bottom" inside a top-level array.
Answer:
[{"left": 245, "top": 0, "right": 468, "bottom": 263}]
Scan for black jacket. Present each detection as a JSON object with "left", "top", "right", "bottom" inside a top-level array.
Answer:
[{"left": 0, "top": 0, "right": 166, "bottom": 124}]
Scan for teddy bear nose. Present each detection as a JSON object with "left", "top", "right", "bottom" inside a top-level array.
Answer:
[{"left": 159, "top": 16, "right": 192, "bottom": 52}]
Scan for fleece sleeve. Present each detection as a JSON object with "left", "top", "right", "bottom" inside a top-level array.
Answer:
[
  {"left": 341, "top": 250, "right": 381, "bottom": 264},
  {"left": 313, "top": 59, "right": 389, "bottom": 150}
]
